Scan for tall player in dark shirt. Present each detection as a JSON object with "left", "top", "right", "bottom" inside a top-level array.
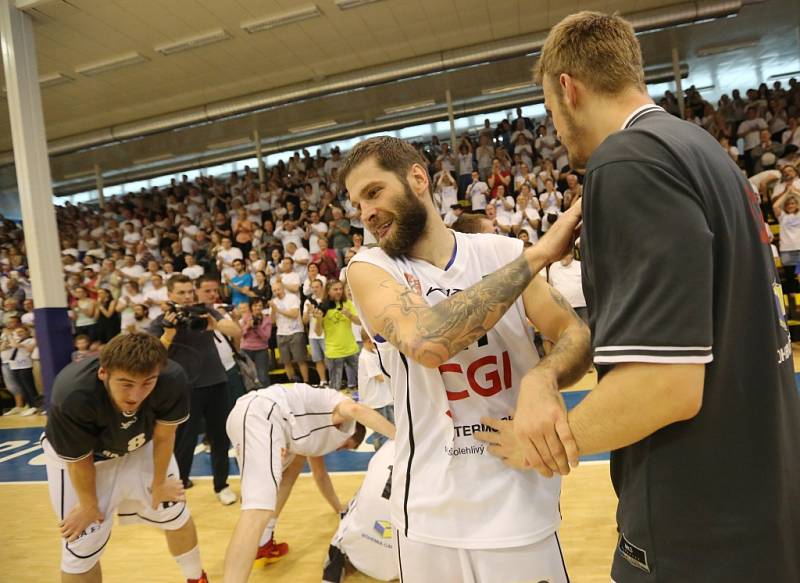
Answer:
[
  {"left": 43, "top": 333, "right": 209, "bottom": 583},
  {"left": 479, "top": 11, "right": 800, "bottom": 583}
]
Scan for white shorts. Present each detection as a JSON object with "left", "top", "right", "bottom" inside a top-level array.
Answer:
[
  {"left": 43, "top": 438, "right": 190, "bottom": 575},
  {"left": 395, "top": 529, "right": 569, "bottom": 583},
  {"left": 226, "top": 393, "right": 287, "bottom": 511}
]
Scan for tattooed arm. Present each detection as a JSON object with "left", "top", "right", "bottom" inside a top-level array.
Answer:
[
  {"left": 347, "top": 205, "right": 580, "bottom": 369},
  {"left": 491, "top": 276, "right": 591, "bottom": 476}
]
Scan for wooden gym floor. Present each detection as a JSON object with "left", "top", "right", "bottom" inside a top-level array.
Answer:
[{"left": 3, "top": 348, "right": 798, "bottom": 582}]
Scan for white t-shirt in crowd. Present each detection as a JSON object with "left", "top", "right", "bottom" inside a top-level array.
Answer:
[
  {"left": 182, "top": 264, "right": 205, "bottom": 280},
  {"left": 547, "top": 259, "right": 586, "bottom": 308},
  {"left": 357, "top": 348, "right": 393, "bottom": 409},
  {"left": 308, "top": 222, "right": 329, "bottom": 255},
  {"left": 144, "top": 286, "right": 169, "bottom": 320},
  {"left": 273, "top": 294, "right": 303, "bottom": 336}
]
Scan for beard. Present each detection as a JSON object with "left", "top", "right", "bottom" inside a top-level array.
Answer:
[
  {"left": 375, "top": 181, "right": 428, "bottom": 259},
  {"left": 557, "top": 102, "right": 589, "bottom": 171}
]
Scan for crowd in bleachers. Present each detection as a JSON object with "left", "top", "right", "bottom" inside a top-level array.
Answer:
[{"left": 0, "top": 77, "right": 799, "bottom": 417}]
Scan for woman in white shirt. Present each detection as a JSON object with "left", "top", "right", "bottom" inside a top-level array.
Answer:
[
  {"left": 434, "top": 171, "right": 459, "bottom": 216},
  {"left": 773, "top": 191, "right": 800, "bottom": 267}
]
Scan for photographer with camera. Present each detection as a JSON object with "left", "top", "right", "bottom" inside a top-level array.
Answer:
[
  {"left": 148, "top": 274, "right": 240, "bottom": 506},
  {"left": 312, "top": 280, "right": 361, "bottom": 392}
]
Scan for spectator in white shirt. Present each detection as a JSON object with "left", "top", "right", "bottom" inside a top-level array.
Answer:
[
  {"left": 443, "top": 203, "right": 464, "bottom": 227},
  {"left": 270, "top": 281, "right": 310, "bottom": 383},
  {"left": 182, "top": 254, "right": 205, "bottom": 280},
  {"left": 275, "top": 257, "right": 301, "bottom": 296},
  {"left": 306, "top": 211, "right": 329, "bottom": 255},
  {"left": 118, "top": 254, "right": 144, "bottom": 281},
  {"left": 466, "top": 170, "right": 489, "bottom": 212},
  {"left": 302, "top": 262, "right": 328, "bottom": 297},
  {"left": 547, "top": 250, "right": 587, "bottom": 323},
  {"left": 539, "top": 178, "right": 563, "bottom": 213},
  {"left": 286, "top": 242, "right": 310, "bottom": 283},
  {"left": 217, "top": 237, "right": 243, "bottom": 280},
  {"left": 738, "top": 106, "right": 769, "bottom": 172},
  {"left": 274, "top": 219, "right": 305, "bottom": 252},
  {"left": 144, "top": 274, "right": 168, "bottom": 320}
]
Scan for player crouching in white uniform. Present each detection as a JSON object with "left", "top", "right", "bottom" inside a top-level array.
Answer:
[
  {"left": 223, "top": 383, "right": 396, "bottom": 583},
  {"left": 323, "top": 440, "right": 398, "bottom": 583},
  {"left": 42, "top": 333, "right": 209, "bottom": 583}
]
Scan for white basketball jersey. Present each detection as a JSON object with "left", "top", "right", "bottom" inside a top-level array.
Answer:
[
  {"left": 248, "top": 384, "right": 355, "bottom": 458},
  {"left": 349, "top": 232, "right": 561, "bottom": 549},
  {"left": 332, "top": 441, "right": 398, "bottom": 581}
]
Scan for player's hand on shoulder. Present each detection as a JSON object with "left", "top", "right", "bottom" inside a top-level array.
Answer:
[
  {"left": 150, "top": 477, "right": 186, "bottom": 510},
  {"left": 59, "top": 503, "right": 104, "bottom": 542}
]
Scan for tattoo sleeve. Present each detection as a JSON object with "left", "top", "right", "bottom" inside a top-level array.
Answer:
[
  {"left": 536, "top": 286, "right": 592, "bottom": 387},
  {"left": 374, "top": 252, "right": 537, "bottom": 366}
]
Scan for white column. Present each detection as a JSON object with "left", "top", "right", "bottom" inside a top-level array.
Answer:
[
  {"left": 1, "top": 0, "right": 71, "bottom": 404},
  {"left": 445, "top": 89, "right": 457, "bottom": 148},
  {"left": 94, "top": 164, "right": 105, "bottom": 210},
  {"left": 254, "top": 129, "right": 265, "bottom": 187},
  {"left": 671, "top": 47, "right": 685, "bottom": 118}
]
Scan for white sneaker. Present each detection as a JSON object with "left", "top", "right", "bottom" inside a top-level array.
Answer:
[
  {"left": 19, "top": 407, "right": 38, "bottom": 417},
  {"left": 217, "top": 486, "right": 237, "bottom": 506},
  {"left": 4, "top": 406, "right": 23, "bottom": 416}
]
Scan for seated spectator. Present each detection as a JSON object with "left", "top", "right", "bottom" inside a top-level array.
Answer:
[
  {"left": 751, "top": 129, "right": 785, "bottom": 174},
  {"left": 312, "top": 280, "right": 360, "bottom": 392},
  {"left": 539, "top": 178, "right": 563, "bottom": 213},
  {"left": 239, "top": 298, "right": 272, "bottom": 387},
  {"left": 771, "top": 163, "right": 800, "bottom": 202}
]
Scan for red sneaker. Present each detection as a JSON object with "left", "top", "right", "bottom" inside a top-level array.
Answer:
[
  {"left": 253, "top": 536, "right": 289, "bottom": 566},
  {"left": 187, "top": 572, "right": 208, "bottom": 583}
]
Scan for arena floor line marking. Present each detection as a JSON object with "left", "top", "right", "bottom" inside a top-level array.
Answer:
[{"left": 0, "top": 444, "right": 41, "bottom": 463}]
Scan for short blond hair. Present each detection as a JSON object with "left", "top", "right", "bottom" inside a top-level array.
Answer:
[{"left": 535, "top": 11, "right": 645, "bottom": 95}]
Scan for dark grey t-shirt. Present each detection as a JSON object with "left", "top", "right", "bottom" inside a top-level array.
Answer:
[
  {"left": 582, "top": 107, "right": 800, "bottom": 582},
  {"left": 45, "top": 357, "right": 189, "bottom": 462},
  {"left": 148, "top": 307, "right": 227, "bottom": 388}
]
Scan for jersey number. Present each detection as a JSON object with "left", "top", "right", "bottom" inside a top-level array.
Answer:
[{"left": 127, "top": 433, "right": 146, "bottom": 452}]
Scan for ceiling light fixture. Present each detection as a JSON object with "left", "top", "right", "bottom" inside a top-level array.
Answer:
[
  {"left": 480, "top": 82, "right": 537, "bottom": 96},
  {"left": 383, "top": 99, "right": 437, "bottom": 115},
  {"left": 242, "top": 5, "right": 321, "bottom": 33},
  {"left": 206, "top": 137, "right": 252, "bottom": 150},
  {"left": 75, "top": 52, "right": 148, "bottom": 76},
  {"left": 768, "top": 70, "right": 800, "bottom": 80},
  {"left": 288, "top": 120, "right": 339, "bottom": 133},
  {"left": 696, "top": 38, "right": 759, "bottom": 57},
  {"left": 335, "top": 0, "right": 384, "bottom": 10},
  {"left": 133, "top": 153, "right": 175, "bottom": 165},
  {"left": 155, "top": 29, "right": 232, "bottom": 56}
]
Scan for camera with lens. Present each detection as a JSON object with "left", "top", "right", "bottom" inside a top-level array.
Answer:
[
  {"left": 307, "top": 296, "right": 339, "bottom": 315},
  {"left": 164, "top": 303, "right": 210, "bottom": 331}
]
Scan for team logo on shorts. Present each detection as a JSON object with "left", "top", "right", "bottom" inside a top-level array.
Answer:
[{"left": 373, "top": 520, "right": 393, "bottom": 539}]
